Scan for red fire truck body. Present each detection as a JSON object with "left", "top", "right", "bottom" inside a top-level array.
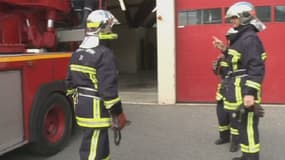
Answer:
[
  {"left": 0, "top": 0, "right": 77, "bottom": 156},
  {"left": 0, "top": 53, "right": 72, "bottom": 155}
]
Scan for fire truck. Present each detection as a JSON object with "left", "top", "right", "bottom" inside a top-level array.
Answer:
[
  {"left": 0, "top": 0, "right": 156, "bottom": 155},
  {"left": 0, "top": 0, "right": 89, "bottom": 156}
]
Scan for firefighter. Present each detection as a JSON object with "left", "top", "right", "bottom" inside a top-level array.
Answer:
[
  {"left": 213, "top": 1, "right": 267, "bottom": 160},
  {"left": 213, "top": 27, "right": 240, "bottom": 153},
  {"left": 77, "top": 0, "right": 106, "bottom": 28},
  {"left": 66, "top": 10, "right": 127, "bottom": 160}
]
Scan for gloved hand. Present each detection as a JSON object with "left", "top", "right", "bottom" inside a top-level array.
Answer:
[
  {"left": 112, "top": 112, "right": 127, "bottom": 129},
  {"left": 111, "top": 112, "right": 128, "bottom": 146},
  {"left": 253, "top": 104, "right": 264, "bottom": 118},
  {"left": 108, "top": 100, "right": 129, "bottom": 129}
]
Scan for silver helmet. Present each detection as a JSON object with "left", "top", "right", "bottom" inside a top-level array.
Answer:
[
  {"left": 80, "top": 10, "right": 120, "bottom": 49},
  {"left": 226, "top": 1, "right": 266, "bottom": 31}
]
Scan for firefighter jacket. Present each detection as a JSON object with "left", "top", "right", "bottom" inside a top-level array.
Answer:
[
  {"left": 66, "top": 44, "right": 121, "bottom": 128},
  {"left": 221, "top": 25, "right": 267, "bottom": 111},
  {"left": 213, "top": 55, "right": 230, "bottom": 101}
]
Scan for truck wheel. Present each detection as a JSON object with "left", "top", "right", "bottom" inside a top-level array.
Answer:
[{"left": 29, "top": 93, "right": 73, "bottom": 156}]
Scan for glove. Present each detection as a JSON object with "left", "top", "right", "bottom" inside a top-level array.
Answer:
[
  {"left": 112, "top": 112, "right": 127, "bottom": 129},
  {"left": 253, "top": 104, "right": 264, "bottom": 118},
  {"left": 108, "top": 100, "right": 129, "bottom": 145},
  {"left": 111, "top": 112, "right": 127, "bottom": 146},
  {"left": 108, "top": 100, "right": 127, "bottom": 129}
]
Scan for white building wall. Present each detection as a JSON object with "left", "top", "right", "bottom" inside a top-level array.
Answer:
[{"left": 157, "top": 0, "right": 176, "bottom": 104}]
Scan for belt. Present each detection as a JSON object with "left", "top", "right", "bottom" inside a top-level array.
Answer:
[
  {"left": 77, "top": 87, "right": 101, "bottom": 99},
  {"left": 226, "top": 69, "right": 247, "bottom": 78}
]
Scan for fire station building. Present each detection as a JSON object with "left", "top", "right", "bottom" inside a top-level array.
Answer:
[{"left": 114, "top": 0, "right": 285, "bottom": 104}]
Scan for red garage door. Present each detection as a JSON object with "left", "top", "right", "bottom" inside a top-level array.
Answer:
[{"left": 176, "top": 0, "right": 285, "bottom": 103}]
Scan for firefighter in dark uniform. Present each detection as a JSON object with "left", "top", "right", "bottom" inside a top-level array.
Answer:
[
  {"left": 66, "top": 10, "right": 127, "bottom": 160},
  {"left": 213, "top": 2, "right": 267, "bottom": 160},
  {"left": 213, "top": 54, "right": 231, "bottom": 144},
  {"left": 213, "top": 30, "right": 240, "bottom": 152}
]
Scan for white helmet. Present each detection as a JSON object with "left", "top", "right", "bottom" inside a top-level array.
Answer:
[
  {"left": 226, "top": 1, "right": 266, "bottom": 31},
  {"left": 85, "top": 10, "right": 119, "bottom": 37},
  {"left": 226, "top": 1, "right": 255, "bottom": 25},
  {"left": 80, "top": 10, "right": 119, "bottom": 49}
]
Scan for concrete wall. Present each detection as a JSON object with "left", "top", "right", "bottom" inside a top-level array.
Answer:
[{"left": 111, "top": 25, "right": 140, "bottom": 73}]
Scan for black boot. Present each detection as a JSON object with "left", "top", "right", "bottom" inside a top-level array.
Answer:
[
  {"left": 214, "top": 138, "right": 230, "bottom": 145},
  {"left": 229, "top": 142, "right": 240, "bottom": 152}
]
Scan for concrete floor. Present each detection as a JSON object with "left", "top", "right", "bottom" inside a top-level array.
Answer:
[
  {"left": 119, "top": 71, "right": 158, "bottom": 104},
  {"left": 2, "top": 104, "right": 285, "bottom": 160},
  {"left": 2, "top": 71, "right": 285, "bottom": 160}
]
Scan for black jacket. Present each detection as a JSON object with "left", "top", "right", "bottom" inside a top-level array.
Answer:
[
  {"left": 222, "top": 25, "right": 267, "bottom": 110},
  {"left": 66, "top": 44, "right": 119, "bottom": 101}
]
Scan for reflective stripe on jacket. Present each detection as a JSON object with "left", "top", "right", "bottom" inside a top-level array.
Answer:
[
  {"left": 66, "top": 45, "right": 120, "bottom": 128},
  {"left": 221, "top": 25, "right": 266, "bottom": 111}
]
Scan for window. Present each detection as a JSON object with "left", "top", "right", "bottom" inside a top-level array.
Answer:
[
  {"left": 275, "top": 6, "right": 285, "bottom": 22},
  {"left": 178, "top": 11, "right": 188, "bottom": 26},
  {"left": 188, "top": 10, "right": 202, "bottom": 25},
  {"left": 178, "top": 8, "right": 222, "bottom": 26},
  {"left": 203, "top": 8, "right": 222, "bottom": 24},
  {"left": 225, "top": 6, "right": 271, "bottom": 23},
  {"left": 178, "top": 10, "right": 202, "bottom": 25},
  {"left": 256, "top": 6, "right": 271, "bottom": 22}
]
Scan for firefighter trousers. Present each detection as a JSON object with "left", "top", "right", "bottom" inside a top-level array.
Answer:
[
  {"left": 216, "top": 100, "right": 240, "bottom": 144},
  {"left": 239, "top": 108, "right": 260, "bottom": 160},
  {"left": 73, "top": 89, "right": 112, "bottom": 160},
  {"left": 80, "top": 128, "right": 110, "bottom": 160}
]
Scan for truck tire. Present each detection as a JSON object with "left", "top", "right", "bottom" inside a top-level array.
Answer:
[{"left": 29, "top": 93, "right": 73, "bottom": 156}]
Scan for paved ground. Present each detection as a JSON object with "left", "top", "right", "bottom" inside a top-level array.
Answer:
[
  {"left": 1, "top": 104, "right": 285, "bottom": 160},
  {"left": 1, "top": 72, "right": 285, "bottom": 160}
]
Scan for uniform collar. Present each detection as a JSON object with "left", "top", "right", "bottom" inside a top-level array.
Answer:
[{"left": 79, "top": 36, "right": 100, "bottom": 49}]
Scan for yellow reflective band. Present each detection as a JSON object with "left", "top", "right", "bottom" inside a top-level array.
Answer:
[
  {"left": 70, "top": 64, "right": 96, "bottom": 74},
  {"left": 245, "top": 80, "right": 262, "bottom": 103},
  {"left": 245, "top": 80, "right": 261, "bottom": 90},
  {"left": 104, "top": 97, "right": 121, "bottom": 109},
  {"left": 241, "top": 144, "right": 260, "bottom": 153},
  {"left": 93, "top": 99, "right": 101, "bottom": 119},
  {"left": 228, "top": 49, "right": 241, "bottom": 57},
  {"left": 230, "top": 128, "right": 239, "bottom": 135},
  {"left": 247, "top": 112, "right": 257, "bottom": 152},
  {"left": 228, "top": 49, "right": 241, "bottom": 71},
  {"left": 89, "top": 74, "right": 99, "bottom": 89},
  {"left": 87, "top": 21, "right": 101, "bottom": 28},
  {"left": 76, "top": 117, "right": 112, "bottom": 128},
  {"left": 261, "top": 52, "right": 267, "bottom": 61},
  {"left": 220, "top": 61, "right": 229, "bottom": 67},
  {"left": 99, "top": 33, "right": 118, "bottom": 40},
  {"left": 102, "top": 155, "right": 111, "bottom": 160},
  {"left": 223, "top": 101, "right": 242, "bottom": 111},
  {"left": 219, "top": 125, "right": 230, "bottom": 132},
  {"left": 88, "top": 130, "right": 100, "bottom": 160},
  {"left": 216, "top": 83, "right": 223, "bottom": 100},
  {"left": 66, "top": 88, "right": 75, "bottom": 96},
  {"left": 235, "top": 78, "right": 242, "bottom": 104},
  {"left": 223, "top": 78, "right": 243, "bottom": 111}
]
